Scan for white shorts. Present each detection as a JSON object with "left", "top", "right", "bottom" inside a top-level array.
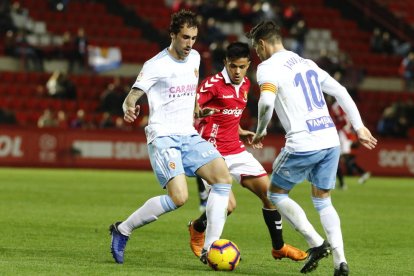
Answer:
[{"left": 202, "top": 150, "right": 267, "bottom": 189}]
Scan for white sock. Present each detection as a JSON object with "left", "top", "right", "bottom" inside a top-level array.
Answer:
[
  {"left": 315, "top": 198, "right": 346, "bottom": 267},
  {"left": 269, "top": 193, "right": 324, "bottom": 248},
  {"left": 203, "top": 184, "right": 231, "bottom": 250},
  {"left": 118, "top": 195, "right": 177, "bottom": 236}
]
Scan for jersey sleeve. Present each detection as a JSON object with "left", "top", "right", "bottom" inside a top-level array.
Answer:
[
  {"left": 257, "top": 63, "right": 278, "bottom": 93},
  {"left": 197, "top": 76, "right": 217, "bottom": 107},
  {"left": 321, "top": 71, "right": 364, "bottom": 131},
  {"left": 131, "top": 61, "right": 159, "bottom": 93}
]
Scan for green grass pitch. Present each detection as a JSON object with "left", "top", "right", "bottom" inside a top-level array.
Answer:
[{"left": 0, "top": 168, "right": 413, "bottom": 275}]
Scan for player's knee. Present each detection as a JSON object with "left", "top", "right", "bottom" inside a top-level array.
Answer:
[
  {"left": 169, "top": 194, "right": 188, "bottom": 207},
  {"left": 216, "top": 173, "right": 232, "bottom": 185},
  {"left": 207, "top": 174, "right": 232, "bottom": 185},
  {"left": 312, "top": 196, "right": 332, "bottom": 212}
]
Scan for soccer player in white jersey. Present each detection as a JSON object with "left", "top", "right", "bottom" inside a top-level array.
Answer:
[
  {"left": 188, "top": 42, "right": 307, "bottom": 263},
  {"left": 246, "top": 21, "right": 377, "bottom": 276},
  {"left": 109, "top": 10, "right": 233, "bottom": 265}
]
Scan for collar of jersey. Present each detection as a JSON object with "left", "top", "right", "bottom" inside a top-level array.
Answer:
[{"left": 164, "top": 48, "right": 189, "bottom": 63}]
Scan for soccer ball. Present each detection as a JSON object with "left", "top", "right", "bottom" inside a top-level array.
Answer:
[{"left": 207, "top": 239, "right": 241, "bottom": 271}]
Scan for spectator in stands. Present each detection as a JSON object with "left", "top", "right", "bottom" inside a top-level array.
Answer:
[
  {"left": 370, "top": 28, "right": 383, "bottom": 53},
  {"left": 70, "top": 109, "right": 88, "bottom": 129},
  {"left": 46, "top": 70, "right": 77, "bottom": 99},
  {"left": 209, "top": 40, "right": 228, "bottom": 73},
  {"left": 7, "top": 29, "right": 45, "bottom": 71},
  {"left": 377, "top": 103, "right": 409, "bottom": 138},
  {"left": 69, "top": 27, "right": 88, "bottom": 73},
  {"left": 37, "top": 109, "right": 57, "bottom": 128},
  {"left": 99, "top": 112, "right": 115, "bottom": 129},
  {"left": 99, "top": 78, "right": 126, "bottom": 116},
  {"left": 335, "top": 52, "right": 363, "bottom": 101},
  {"left": 316, "top": 48, "right": 336, "bottom": 75},
  {"left": 202, "top": 17, "right": 226, "bottom": 45},
  {"left": 10, "top": 1, "right": 28, "bottom": 31},
  {"left": 4, "top": 30, "right": 16, "bottom": 56},
  {"left": 400, "top": 50, "right": 414, "bottom": 91},
  {"left": 56, "top": 110, "right": 69, "bottom": 129},
  {"left": 49, "top": 0, "right": 70, "bottom": 12},
  {"left": 289, "top": 19, "right": 307, "bottom": 56},
  {"left": 35, "top": 84, "right": 47, "bottom": 98},
  {"left": 251, "top": 1, "right": 281, "bottom": 25},
  {"left": 59, "top": 31, "right": 74, "bottom": 60},
  {"left": 114, "top": 116, "right": 130, "bottom": 131},
  {"left": 282, "top": 4, "right": 302, "bottom": 30},
  {"left": 0, "top": 0, "right": 15, "bottom": 33},
  {"left": 380, "top": 31, "right": 394, "bottom": 55}
]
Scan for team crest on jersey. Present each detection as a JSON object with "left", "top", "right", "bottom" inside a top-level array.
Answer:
[
  {"left": 194, "top": 68, "right": 199, "bottom": 78},
  {"left": 169, "top": 161, "right": 176, "bottom": 170},
  {"left": 243, "top": 90, "right": 248, "bottom": 101}
]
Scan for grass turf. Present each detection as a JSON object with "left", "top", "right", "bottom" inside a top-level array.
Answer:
[{"left": 0, "top": 168, "right": 413, "bottom": 275}]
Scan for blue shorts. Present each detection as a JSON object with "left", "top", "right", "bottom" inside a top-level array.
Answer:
[
  {"left": 148, "top": 134, "right": 222, "bottom": 188},
  {"left": 271, "top": 147, "right": 340, "bottom": 191}
]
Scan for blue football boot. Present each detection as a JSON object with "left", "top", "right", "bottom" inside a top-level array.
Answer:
[{"left": 109, "top": 221, "right": 129, "bottom": 264}]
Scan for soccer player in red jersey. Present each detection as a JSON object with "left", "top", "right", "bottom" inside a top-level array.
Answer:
[
  {"left": 188, "top": 42, "right": 307, "bottom": 262},
  {"left": 329, "top": 97, "right": 371, "bottom": 189}
]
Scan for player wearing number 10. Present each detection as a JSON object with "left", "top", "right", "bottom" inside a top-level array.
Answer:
[{"left": 247, "top": 21, "right": 377, "bottom": 276}]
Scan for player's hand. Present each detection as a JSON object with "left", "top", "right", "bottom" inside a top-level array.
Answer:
[
  {"left": 239, "top": 129, "right": 255, "bottom": 145},
  {"left": 356, "top": 127, "right": 377, "bottom": 150},
  {"left": 124, "top": 105, "right": 140, "bottom": 123},
  {"left": 250, "top": 133, "right": 265, "bottom": 149},
  {"left": 196, "top": 107, "right": 220, "bottom": 118}
]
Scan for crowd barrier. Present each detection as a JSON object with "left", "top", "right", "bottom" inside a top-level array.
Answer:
[{"left": 1, "top": 127, "right": 413, "bottom": 177}]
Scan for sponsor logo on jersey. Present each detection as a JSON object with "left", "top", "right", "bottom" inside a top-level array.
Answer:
[
  {"left": 306, "top": 116, "right": 335, "bottom": 131},
  {"left": 169, "top": 84, "right": 197, "bottom": 98},
  {"left": 222, "top": 95, "right": 234, "bottom": 99},
  {"left": 222, "top": 108, "right": 243, "bottom": 117}
]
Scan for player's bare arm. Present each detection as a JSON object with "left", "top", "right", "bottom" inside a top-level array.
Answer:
[
  {"left": 123, "top": 88, "right": 145, "bottom": 123},
  {"left": 239, "top": 125, "right": 263, "bottom": 148},
  {"left": 194, "top": 100, "right": 220, "bottom": 118},
  {"left": 356, "top": 127, "right": 378, "bottom": 150}
]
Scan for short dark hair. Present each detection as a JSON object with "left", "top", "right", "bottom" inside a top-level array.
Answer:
[
  {"left": 169, "top": 10, "right": 198, "bottom": 35},
  {"left": 226, "top": 42, "right": 250, "bottom": 60},
  {"left": 246, "top": 20, "right": 282, "bottom": 43}
]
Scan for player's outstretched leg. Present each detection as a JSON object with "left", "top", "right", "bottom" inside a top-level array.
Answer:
[
  {"left": 300, "top": 240, "right": 331, "bottom": 274},
  {"left": 188, "top": 219, "right": 205, "bottom": 257},
  {"left": 272, "top": 244, "right": 308, "bottom": 261},
  {"left": 262, "top": 208, "right": 307, "bottom": 261},
  {"left": 334, "top": 262, "right": 349, "bottom": 276},
  {"left": 109, "top": 221, "right": 129, "bottom": 264}
]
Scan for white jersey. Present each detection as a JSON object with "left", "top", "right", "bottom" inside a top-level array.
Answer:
[
  {"left": 257, "top": 50, "right": 340, "bottom": 152},
  {"left": 133, "top": 48, "right": 200, "bottom": 143}
]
